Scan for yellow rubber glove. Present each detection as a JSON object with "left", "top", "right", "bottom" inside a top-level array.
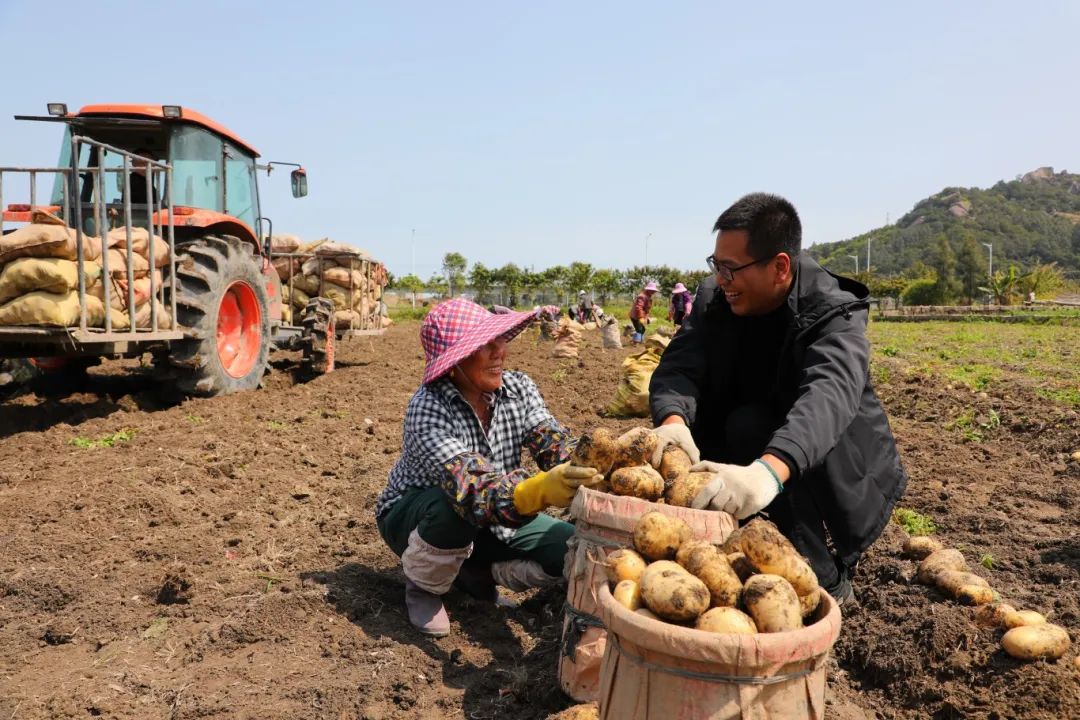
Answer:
[{"left": 513, "top": 461, "right": 602, "bottom": 515}]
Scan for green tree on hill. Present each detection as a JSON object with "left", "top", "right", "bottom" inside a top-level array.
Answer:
[
  {"left": 931, "top": 234, "right": 961, "bottom": 304},
  {"left": 442, "top": 252, "right": 468, "bottom": 297},
  {"left": 955, "top": 232, "right": 985, "bottom": 303}
]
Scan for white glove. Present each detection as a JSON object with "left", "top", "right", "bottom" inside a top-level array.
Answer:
[
  {"left": 689, "top": 460, "right": 782, "bottom": 519},
  {"left": 650, "top": 423, "right": 701, "bottom": 466}
]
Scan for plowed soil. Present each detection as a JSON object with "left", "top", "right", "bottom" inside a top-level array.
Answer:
[{"left": 1, "top": 321, "right": 1077, "bottom": 719}]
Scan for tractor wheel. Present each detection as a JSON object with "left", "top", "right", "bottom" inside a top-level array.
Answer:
[
  {"left": 165, "top": 235, "right": 271, "bottom": 396},
  {"left": 301, "top": 297, "right": 335, "bottom": 374}
]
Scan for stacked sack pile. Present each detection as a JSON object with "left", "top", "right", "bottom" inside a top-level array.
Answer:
[
  {"left": 0, "top": 211, "right": 169, "bottom": 329},
  {"left": 270, "top": 236, "right": 388, "bottom": 329}
]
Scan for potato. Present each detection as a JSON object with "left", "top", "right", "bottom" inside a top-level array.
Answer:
[
  {"left": 1001, "top": 623, "right": 1071, "bottom": 661},
  {"left": 675, "top": 540, "right": 741, "bottom": 607},
  {"left": 695, "top": 606, "right": 758, "bottom": 634},
  {"left": 736, "top": 519, "right": 819, "bottom": 597},
  {"left": 640, "top": 560, "right": 688, "bottom": 585},
  {"left": 605, "top": 548, "right": 647, "bottom": 585},
  {"left": 1003, "top": 609, "right": 1046, "bottom": 629},
  {"left": 546, "top": 702, "right": 599, "bottom": 720},
  {"left": 658, "top": 445, "right": 692, "bottom": 481},
  {"left": 933, "top": 570, "right": 990, "bottom": 596},
  {"left": 974, "top": 602, "right": 1017, "bottom": 629},
  {"left": 1074, "top": 655, "right": 1080, "bottom": 672},
  {"left": 799, "top": 588, "right": 822, "bottom": 619},
  {"left": 742, "top": 574, "right": 802, "bottom": 633},
  {"left": 719, "top": 525, "right": 748, "bottom": 555},
  {"left": 902, "top": 535, "right": 943, "bottom": 560},
  {"left": 571, "top": 427, "right": 618, "bottom": 477},
  {"left": 665, "top": 471, "right": 714, "bottom": 507},
  {"left": 917, "top": 549, "right": 968, "bottom": 584},
  {"left": 610, "top": 465, "right": 664, "bottom": 500},
  {"left": 612, "top": 427, "right": 658, "bottom": 470},
  {"left": 613, "top": 580, "right": 642, "bottom": 611},
  {"left": 640, "top": 562, "right": 710, "bottom": 622},
  {"left": 727, "top": 552, "right": 758, "bottom": 583},
  {"left": 955, "top": 585, "right": 997, "bottom": 606},
  {"left": 633, "top": 511, "right": 693, "bottom": 561}
]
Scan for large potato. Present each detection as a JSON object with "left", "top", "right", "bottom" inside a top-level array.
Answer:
[
  {"left": 933, "top": 570, "right": 990, "bottom": 596},
  {"left": 799, "top": 588, "right": 822, "bottom": 619},
  {"left": 955, "top": 585, "right": 997, "bottom": 606},
  {"left": 665, "top": 471, "right": 714, "bottom": 507},
  {"left": 736, "top": 519, "right": 819, "bottom": 597},
  {"left": 612, "top": 427, "right": 658, "bottom": 470},
  {"left": 916, "top": 548, "right": 968, "bottom": 584},
  {"left": 605, "top": 548, "right": 647, "bottom": 585},
  {"left": 658, "top": 445, "right": 692, "bottom": 481},
  {"left": 633, "top": 511, "right": 693, "bottom": 561},
  {"left": 695, "top": 607, "right": 758, "bottom": 635},
  {"left": 742, "top": 574, "right": 802, "bottom": 633},
  {"left": 902, "top": 535, "right": 943, "bottom": 560},
  {"left": 571, "top": 427, "right": 618, "bottom": 477},
  {"left": 1003, "top": 609, "right": 1046, "bottom": 629},
  {"left": 974, "top": 602, "right": 1016, "bottom": 629},
  {"left": 727, "top": 552, "right": 757, "bottom": 583},
  {"left": 675, "top": 540, "right": 741, "bottom": 607},
  {"left": 610, "top": 465, "right": 664, "bottom": 500},
  {"left": 640, "top": 562, "right": 710, "bottom": 622},
  {"left": 613, "top": 580, "right": 642, "bottom": 611},
  {"left": 1001, "top": 623, "right": 1071, "bottom": 661}
]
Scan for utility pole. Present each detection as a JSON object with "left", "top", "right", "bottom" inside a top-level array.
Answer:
[
  {"left": 411, "top": 228, "right": 416, "bottom": 308},
  {"left": 866, "top": 237, "right": 871, "bottom": 276},
  {"left": 848, "top": 254, "right": 859, "bottom": 274},
  {"left": 645, "top": 232, "right": 652, "bottom": 268},
  {"left": 982, "top": 242, "right": 993, "bottom": 278}
]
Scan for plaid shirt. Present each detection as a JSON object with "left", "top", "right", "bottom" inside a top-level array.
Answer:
[
  {"left": 376, "top": 371, "right": 576, "bottom": 540},
  {"left": 630, "top": 292, "right": 653, "bottom": 320}
]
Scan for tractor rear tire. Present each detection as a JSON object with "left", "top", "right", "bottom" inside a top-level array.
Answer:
[
  {"left": 165, "top": 235, "right": 271, "bottom": 396},
  {"left": 301, "top": 297, "right": 335, "bottom": 374}
]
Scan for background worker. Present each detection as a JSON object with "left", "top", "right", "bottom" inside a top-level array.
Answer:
[
  {"left": 648, "top": 193, "right": 907, "bottom": 605},
  {"left": 629, "top": 281, "right": 657, "bottom": 343},
  {"left": 668, "top": 282, "right": 693, "bottom": 326}
]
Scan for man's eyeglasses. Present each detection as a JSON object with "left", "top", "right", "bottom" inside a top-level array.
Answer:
[{"left": 705, "top": 254, "right": 775, "bottom": 283}]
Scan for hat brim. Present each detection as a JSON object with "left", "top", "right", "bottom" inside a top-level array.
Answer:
[{"left": 422, "top": 309, "right": 536, "bottom": 384}]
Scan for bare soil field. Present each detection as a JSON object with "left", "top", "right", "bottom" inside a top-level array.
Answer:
[{"left": 1, "top": 320, "right": 1077, "bottom": 719}]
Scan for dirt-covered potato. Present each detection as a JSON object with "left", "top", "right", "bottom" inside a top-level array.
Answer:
[
  {"left": 742, "top": 574, "right": 802, "bottom": 633},
  {"left": 658, "top": 445, "right": 692, "bottom": 480},
  {"left": 675, "top": 540, "right": 741, "bottom": 607},
  {"left": 974, "top": 602, "right": 1017, "bottom": 629},
  {"left": 902, "top": 535, "right": 943, "bottom": 560},
  {"left": 613, "top": 579, "right": 642, "bottom": 611},
  {"left": 1003, "top": 609, "right": 1047, "bottom": 629},
  {"left": 665, "top": 471, "right": 714, "bottom": 507},
  {"left": 612, "top": 427, "right": 658, "bottom": 470},
  {"left": 799, "top": 588, "right": 822, "bottom": 619},
  {"left": 571, "top": 427, "right": 618, "bottom": 477},
  {"left": 639, "top": 560, "right": 687, "bottom": 585},
  {"left": 955, "top": 585, "right": 997, "bottom": 606},
  {"left": 695, "top": 606, "right": 758, "bottom": 634},
  {"left": 916, "top": 548, "right": 968, "bottom": 584},
  {"left": 605, "top": 548, "right": 647, "bottom": 585},
  {"left": 727, "top": 552, "right": 757, "bottom": 583},
  {"left": 1001, "top": 623, "right": 1071, "bottom": 661},
  {"left": 933, "top": 569, "right": 990, "bottom": 596},
  {"left": 633, "top": 511, "right": 693, "bottom": 561},
  {"left": 735, "top": 519, "right": 819, "bottom": 597},
  {"left": 610, "top": 465, "right": 664, "bottom": 500},
  {"left": 640, "top": 562, "right": 710, "bottom": 622},
  {"left": 546, "top": 702, "right": 599, "bottom": 720}
]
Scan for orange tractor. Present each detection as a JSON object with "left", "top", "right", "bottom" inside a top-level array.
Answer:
[{"left": 0, "top": 103, "right": 344, "bottom": 395}]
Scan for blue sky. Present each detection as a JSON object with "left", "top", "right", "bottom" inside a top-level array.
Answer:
[{"left": 2, "top": 1, "right": 1078, "bottom": 280}]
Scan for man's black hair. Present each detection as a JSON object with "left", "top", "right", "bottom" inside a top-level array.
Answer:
[{"left": 713, "top": 192, "right": 801, "bottom": 258}]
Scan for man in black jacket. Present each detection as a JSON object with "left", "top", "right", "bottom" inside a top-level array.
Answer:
[{"left": 649, "top": 193, "right": 906, "bottom": 604}]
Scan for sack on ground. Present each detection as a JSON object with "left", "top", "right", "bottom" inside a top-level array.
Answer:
[
  {"left": 601, "top": 318, "right": 622, "bottom": 349},
  {"left": 0, "top": 290, "right": 105, "bottom": 327},
  {"left": 0, "top": 258, "right": 102, "bottom": 304},
  {"left": 553, "top": 319, "right": 582, "bottom": 359},
  {"left": 605, "top": 334, "right": 670, "bottom": 416}
]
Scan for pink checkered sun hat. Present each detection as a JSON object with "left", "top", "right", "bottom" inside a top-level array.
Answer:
[{"left": 420, "top": 298, "right": 537, "bottom": 384}]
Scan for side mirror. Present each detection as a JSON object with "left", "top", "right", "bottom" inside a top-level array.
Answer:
[{"left": 290, "top": 168, "right": 308, "bottom": 198}]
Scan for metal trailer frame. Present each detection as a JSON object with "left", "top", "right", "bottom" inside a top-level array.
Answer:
[{"left": 0, "top": 135, "right": 181, "bottom": 359}]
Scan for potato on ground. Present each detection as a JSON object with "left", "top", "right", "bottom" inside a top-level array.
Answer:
[
  {"left": 742, "top": 574, "right": 803, "bottom": 633},
  {"left": 675, "top": 540, "right": 742, "bottom": 607},
  {"left": 605, "top": 548, "right": 647, "bottom": 585},
  {"left": 665, "top": 471, "right": 714, "bottom": 507},
  {"left": 933, "top": 569, "right": 990, "bottom": 596},
  {"left": 658, "top": 445, "right": 692, "bottom": 481},
  {"left": 612, "top": 427, "right": 658, "bottom": 470},
  {"left": 902, "top": 535, "right": 943, "bottom": 560},
  {"left": 734, "top": 518, "right": 819, "bottom": 597},
  {"left": 916, "top": 548, "right": 968, "bottom": 584},
  {"left": 974, "top": 602, "right": 1017, "bottom": 629},
  {"left": 610, "top": 465, "right": 664, "bottom": 500},
  {"left": 1003, "top": 609, "right": 1046, "bottom": 629},
  {"left": 633, "top": 511, "right": 693, "bottom": 561},
  {"left": 640, "top": 562, "right": 710, "bottom": 622},
  {"left": 1001, "top": 623, "right": 1071, "bottom": 661},
  {"left": 613, "top": 580, "right": 642, "bottom": 611},
  {"left": 571, "top": 427, "right": 618, "bottom": 477},
  {"left": 696, "top": 607, "right": 758, "bottom": 635}
]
